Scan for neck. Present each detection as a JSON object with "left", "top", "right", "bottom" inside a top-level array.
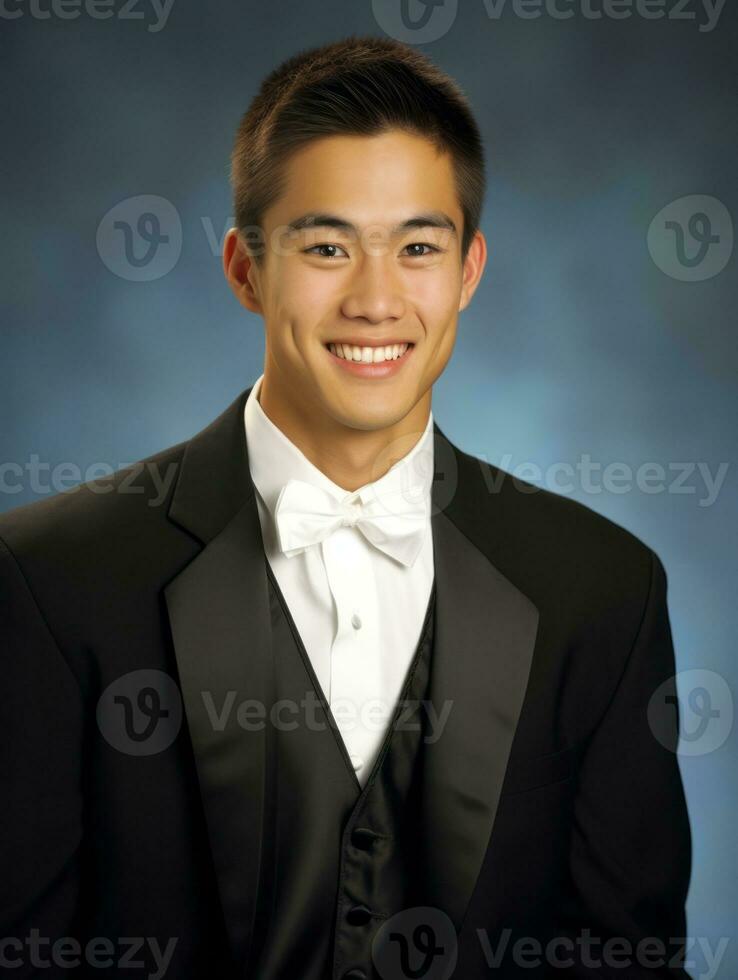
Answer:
[{"left": 257, "top": 373, "right": 431, "bottom": 493}]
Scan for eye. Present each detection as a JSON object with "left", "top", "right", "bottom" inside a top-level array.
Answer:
[
  {"left": 304, "top": 243, "right": 349, "bottom": 259},
  {"left": 403, "top": 242, "right": 441, "bottom": 257},
  {"left": 304, "top": 241, "right": 442, "bottom": 259}
]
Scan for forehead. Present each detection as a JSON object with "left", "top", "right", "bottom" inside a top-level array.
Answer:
[{"left": 265, "top": 129, "right": 462, "bottom": 229}]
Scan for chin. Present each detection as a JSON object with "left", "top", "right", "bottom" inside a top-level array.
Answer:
[{"left": 343, "top": 405, "right": 410, "bottom": 432}]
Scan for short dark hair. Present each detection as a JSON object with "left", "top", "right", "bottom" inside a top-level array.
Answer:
[{"left": 229, "top": 35, "right": 486, "bottom": 265}]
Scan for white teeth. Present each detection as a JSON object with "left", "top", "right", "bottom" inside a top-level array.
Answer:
[{"left": 328, "top": 343, "right": 410, "bottom": 363}]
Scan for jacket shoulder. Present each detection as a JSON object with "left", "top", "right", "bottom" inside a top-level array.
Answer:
[
  {"left": 0, "top": 438, "right": 189, "bottom": 568},
  {"left": 452, "top": 447, "right": 663, "bottom": 621},
  {"left": 465, "top": 448, "right": 658, "bottom": 557}
]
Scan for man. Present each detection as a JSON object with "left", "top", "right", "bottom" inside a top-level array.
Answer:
[{"left": 1, "top": 35, "right": 691, "bottom": 980}]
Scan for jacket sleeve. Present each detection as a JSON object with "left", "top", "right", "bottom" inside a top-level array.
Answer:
[
  {"left": 0, "top": 533, "right": 85, "bottom": 974},
  {"left": 554, "top": 548, "right": 693, "bottom": 978}
]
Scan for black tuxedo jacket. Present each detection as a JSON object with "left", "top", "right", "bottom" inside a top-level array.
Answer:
[{"left": 0, "top": 385, "right": 691, "bottom": 978}]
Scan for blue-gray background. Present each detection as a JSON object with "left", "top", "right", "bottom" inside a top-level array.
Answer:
[{"left": 2, "top": 1, "right": 736, "bottom": 974}]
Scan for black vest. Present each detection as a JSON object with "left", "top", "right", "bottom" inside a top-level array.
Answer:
[{"left": 250, "top": 558, "right": 437, "bottom": 980}]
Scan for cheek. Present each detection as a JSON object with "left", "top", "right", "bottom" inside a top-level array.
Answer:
[
  {"left": 281, "top": 251, "right": 338, "bottom": 295},
  {"left": 408, "top": 261, "right": 461, "bottom": 309},
  {"left": 261, "top": 265, "right": 326, "bottom": 350},
  {"left": 414, "top": 281, "right": 460, "bottom": 335},
  {"left": 271, "top": 263, "right": 341, "bottom": 327}
]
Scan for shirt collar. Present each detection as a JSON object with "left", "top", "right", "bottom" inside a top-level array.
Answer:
[{"left": 244, "top": 372, "right": 435, "bottom": 528}]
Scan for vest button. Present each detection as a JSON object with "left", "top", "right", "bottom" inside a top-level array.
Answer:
[
  {"left": 351, "top": 827, "right": 379, "bottom": 850},
  {"left": 341, "top": 970, "right": 367, "bottom": 980},
  {"left": 346, "top": 904, "right": 373, "bottom": 925}
]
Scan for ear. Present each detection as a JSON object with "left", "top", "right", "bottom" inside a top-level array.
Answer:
[
  {"left": 458, "top": 230, "right": 487, "bottom": 313},
  {"left": 223, "top": 228, "right": 263, "bottom": 315}
]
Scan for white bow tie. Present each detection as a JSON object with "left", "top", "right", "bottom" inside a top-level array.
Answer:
[{"left": 274, "top": 478, "right": 428, "bottom": 567}]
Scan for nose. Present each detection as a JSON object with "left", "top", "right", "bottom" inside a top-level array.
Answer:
[{"left": 340, "top": 255, "right": 406, "bottom": 324}]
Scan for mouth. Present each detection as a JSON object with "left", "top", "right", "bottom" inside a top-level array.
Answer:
[
  {"left": 325, "top": 341, "right": 414, "bottom": 364},
  {"left": 324, "top": 341, "right": 416, "bottom": 378}
]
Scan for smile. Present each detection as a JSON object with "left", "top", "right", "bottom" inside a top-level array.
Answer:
[
  {"left": 327, "top": 342, "right": 412, "bottom": 363},
  {"left": 324, "top": 341, "right": 416, "bottom": 378}
]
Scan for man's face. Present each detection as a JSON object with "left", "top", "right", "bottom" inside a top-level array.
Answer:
[{"left": 226, "top": 129, "right": 485, "bottom": 434}]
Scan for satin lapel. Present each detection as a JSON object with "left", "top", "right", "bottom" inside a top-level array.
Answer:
[
  {"left": 421, "top": 424, "right": 541, "bottom": 930},
  {"left": 163, "top": 386, "right": 273, "bottom": 975}
]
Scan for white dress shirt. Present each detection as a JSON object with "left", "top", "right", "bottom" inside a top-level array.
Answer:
[{"left": 243, "top": 374, "right": 435, "bottom": 786}]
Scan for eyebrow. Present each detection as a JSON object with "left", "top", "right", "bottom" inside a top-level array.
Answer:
[{"left": 286, "top": 211, "right": 458, "bottom": 238}]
